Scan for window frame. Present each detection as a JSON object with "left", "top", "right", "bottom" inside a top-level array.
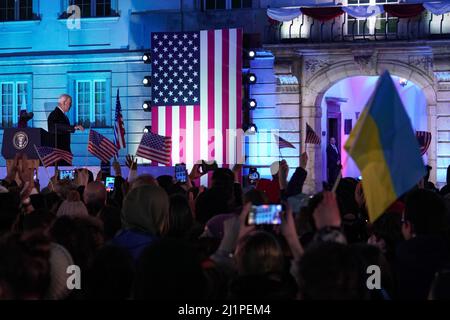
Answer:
[
  {"left": 0, "top": 0, "right": 38, "bottom": 22},
  {"left": 61, "top": 0, "right": 119, "bottom": 19},
  {"left": 345, "top": 0, "right": 399, "bottom": 36},
  {"left": 69, "top": 72, "right": 111, "bottom": 129},
  {"left": 0, "top": 75, "right": 32, "bottom": 129},
  {"left": 202, "top": 0, "right": 253, "bottom": 11}
]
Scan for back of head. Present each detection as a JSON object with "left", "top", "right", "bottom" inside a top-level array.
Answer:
[
  {"left": 244, "top": 189, "right": 268, "bottom": 205},
  {"left": 98, "top": 205, "right": 122, "bottom": 241},
  {"left": 84, "top": 181, "right": 107, "bottom": 216},
  {"left": 85, "top": 245, "right": 134, "bottom": 300},
  {"left": 405, "top": 189, "right": 449, "bottom": 236},
  {"left": 45, "top": 243, "right": 74, "bottom": 300},
  {"left": 211, "top": 168, "right": 234, "bottom": 189},
  {"left": 54, "top": 179, "right": 77, "bottom": 200},
  {"left": 0, "top": 232, "right": 51, "bottom": 299},
  {"left": 157, "top": 175, "right": 175, "bottom": 194},
  {"left": 57, "top": 191, "right": 89, "bottom": 218},
  {"left": 122, "top": 185, "right": 170, "bottom": 235},
  {"left": 134, "top": 238, "right": 206, "bottom": 299},
  {"left": 168, "top": 194, "right": 193, "bottom": 238},
  {"left": 298, "top": 242, "right": 368, "bottom": 300},
  {"left": 429, "top": 268, "right": 450, "bottom": 300},
  {"left": 130, "top": 174, "right": 157, "bottom": 190},
  {"left": 0, "top": 192, "right": 20, "bottom": 234},
  {"left": 50, "top": 215, "right": 103, "bottom": 271},
  {"left": 235, "top": 231, "right": 285, "bottom": 277}
]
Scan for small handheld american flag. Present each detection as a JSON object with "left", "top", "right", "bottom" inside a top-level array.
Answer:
[
  {"left": 35, "top": 146, "right": 73, "bottom": 167},
  {"left": 305, "top": 123, "right": 321, "bottom": 145},
  {"left": 88, "top": 130, "right": 119, "bottom": 163},
  {"left": 273, "top": 134, "right": 295, "bottom": 150},
  {"left": 136, "top": 132, "right": 172, "bottom": 165}
]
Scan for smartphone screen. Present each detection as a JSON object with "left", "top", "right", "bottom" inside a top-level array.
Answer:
[
  {"left": 59, "top": 170, "right": 75, "bottom": 180},
  {"left": 247, "top": 204, "right": 283, "bottom": 225},
  {"left": 175, "top": 164, "right": 187, "bottom": 183},
  {"left": 104, "top": 176, "right": 115, "bottom": 192}
]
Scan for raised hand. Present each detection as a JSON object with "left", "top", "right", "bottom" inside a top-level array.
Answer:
[
  {"left": 6, "top": 153, "right": 21, "bottom": 183},
  {"left": 112, "top": 158, "right": 122, "bottom": 177},
  {"left": 189, "top": 163, "right": 204, "bottom": 181},
  {"left": 126, "top": 155, "right": 137, "bottom": 170},
  {"left": 278, "top": 159, "right": 289, "bottom": 189},
  {"left": 232, "top": 163, "right": 243, "bottom": 182},
  {"left": 300, "top": 152, "right": 308, "bottom": 169},
  {"left": 313, "top": 191, "right": 341, "bottom": 229}
]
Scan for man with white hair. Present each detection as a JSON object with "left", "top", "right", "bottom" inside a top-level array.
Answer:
[{"left": 47, "top": 94, "right": 84, "bottom": 165}]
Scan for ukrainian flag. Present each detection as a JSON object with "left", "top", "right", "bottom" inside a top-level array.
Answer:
[{"left": 344, "top": 71, "right": 426, "bottom": 222}]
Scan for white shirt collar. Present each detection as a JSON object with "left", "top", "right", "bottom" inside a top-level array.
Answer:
[{"left": 57, "top": 105, "right": 66, "bottom": 114}]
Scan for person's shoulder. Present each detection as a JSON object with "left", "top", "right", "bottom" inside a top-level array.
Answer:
[{"left": 48, "top": 107, "right": 59, "bottom": 116}]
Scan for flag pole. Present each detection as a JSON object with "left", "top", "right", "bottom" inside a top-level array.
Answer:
[
  {"left": 33, "top": 144, "right": 54, "bottom": 191},
  {"left": 85, "top": 127, "right": 91, "bottom": 168},
  {"left": 331, "top": 99, "right": 372, "bottom": 194}
]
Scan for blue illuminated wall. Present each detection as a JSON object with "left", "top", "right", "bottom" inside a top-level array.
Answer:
[
  {"left": 247, "top": 51, "right": 300, "bottom": 179},
  {"left": 0, "top": 0, "right": 185, "bottom": 166}
]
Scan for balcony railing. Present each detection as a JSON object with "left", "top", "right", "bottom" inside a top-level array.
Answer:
[{"left": 266, "top": 12, "right": 450, "bottom": 43}]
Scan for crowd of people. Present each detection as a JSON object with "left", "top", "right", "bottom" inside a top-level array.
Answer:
[{"left": 0, "top": 151, "right": 449, "bottom": 300}]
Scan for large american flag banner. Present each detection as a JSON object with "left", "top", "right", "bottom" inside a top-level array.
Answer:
[
  {"left": 88, "top": 130, "right": 119, "bottom": 163},
  {"left": 150, "top": 29, "right": 243, "bottom": 184},
  {"left": 35, "top": 146, "right": 73, "bottom": 167},
  {"left": 136, "top": 132, "right": 172, "bottom": 165}
]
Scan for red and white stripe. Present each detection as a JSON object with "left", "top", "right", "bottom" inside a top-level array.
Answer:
[{"left": 151, "top": 29, "right": 243, "bottom": 186}]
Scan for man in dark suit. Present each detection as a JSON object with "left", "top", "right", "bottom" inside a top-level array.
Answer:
[
  {"left": 47, "top": 94, "right": 84, "bottom": 165},
  {"left": 327, "top": 137, "right": 341, "bottom": 185}
]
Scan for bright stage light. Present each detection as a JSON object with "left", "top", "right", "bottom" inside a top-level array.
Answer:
[
  {"left": 248, "top": 50, "right": 256, "bottom": 59},
  {"left": 246, "top": 73, "right": 257, "bottom": 84},
  {"left": 247, "top": 99, "right": 257, "bottom": 110},
  {"left": 244, "top": 123, "right": 257, "bottom": 134},
  {"left": 142, "top": 101, "right": 151, "bottom": 112},
  {"left": 142, "top": 53, "right": 151, "bottom": 63},
  {"left": 143, "top": 126, "right": 151, "bottom": 133},
  {"left": 143, "top": 76, "right": 151, "bottom": 86}
]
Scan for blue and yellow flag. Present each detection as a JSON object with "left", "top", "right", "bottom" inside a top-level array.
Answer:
[{"left": 344, "top": 71, "right": 425, "bottom": 222}]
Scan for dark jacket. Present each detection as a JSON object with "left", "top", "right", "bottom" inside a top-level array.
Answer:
[
  {"left": 395, "top": 235, "right": 450, "bottom": 299},
  {"left": 326, "top": 144, "right": 340, "bottom": 169},
  {"left": 110, "top": 229, "right": 158, "bottom": 262},
  {"left": 47, "top": 107, "right": 75, "bottom": 153}
]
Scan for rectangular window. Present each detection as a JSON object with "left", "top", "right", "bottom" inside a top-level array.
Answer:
[
  {"left": 0, "top": 81, "right": 29, "bottom": 128},
  {"left": 68, "top": 0, "right": 115, "bottom": 17},
  {"left": 19, "top": 0, "right": 33, "bottom": 20},
  {"left": 204, "top": 0, "right": 252, "bottom": 10},
  {"left": 75, "top": 79, "right": 109, "bottom": 128},
  {"left": 346, "top": 0, "right": 398, "bottom": 36},
  {"left": 0, "top": 0, "right": 34, "bottom": 21},
  {"left": 95, "top": 0, "right": 111, "bottom": 17}
]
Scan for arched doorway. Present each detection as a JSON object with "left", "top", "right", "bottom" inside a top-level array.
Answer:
[
  {"left": 320, "top": 75, "right": 428, "bottom": 181},
  {"left": 301, "top": 60, "right": 437, "bottom": 193}
]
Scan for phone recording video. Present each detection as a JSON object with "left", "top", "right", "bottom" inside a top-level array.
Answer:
[
  {"left": 104, "top": 176, "right": 115, "bottom": 193},
  {"left": 59, "top": 170, "right": 75, "bottom": 180},
  {"left": 175, "top": 163, "right": 187, "bottom": 183},
  {"left": 247, "top": 204, "right": 283, "bottom": 226}
]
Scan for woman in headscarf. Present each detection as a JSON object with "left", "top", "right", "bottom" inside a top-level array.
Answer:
[{"left": 110, "top": 185, "right": 170, "bottom": 261}]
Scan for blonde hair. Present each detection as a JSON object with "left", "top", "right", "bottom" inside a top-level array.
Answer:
[{"left": 56, "top": 190, "right": 89, "bottom": 218}]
